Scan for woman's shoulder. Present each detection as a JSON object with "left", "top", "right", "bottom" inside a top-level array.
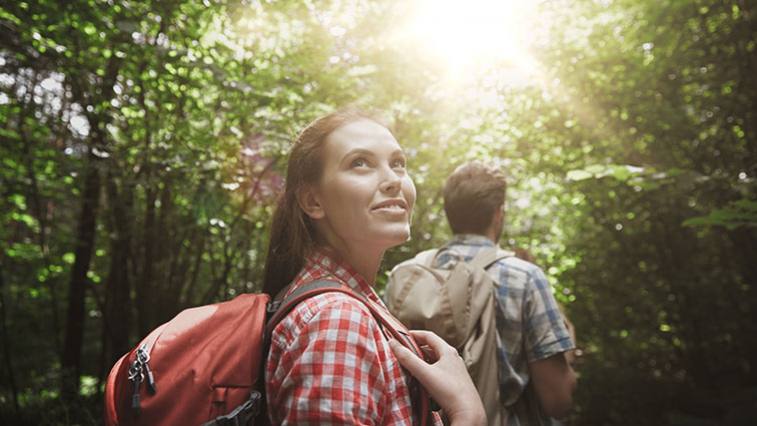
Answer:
[
  {"left": 300, "top": 290, "right": 375, "bottom": 319},
  {"left": 271, "top": 291, "right": 379, "bottom": 346}
]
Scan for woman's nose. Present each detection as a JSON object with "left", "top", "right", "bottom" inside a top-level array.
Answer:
[{"left": 379, "top": 167, "right": 402, "bottom": 194}]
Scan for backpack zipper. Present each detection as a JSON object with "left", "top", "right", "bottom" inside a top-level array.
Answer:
[{"left": 127, "top": 342, "right": 157, "bottom": 413}]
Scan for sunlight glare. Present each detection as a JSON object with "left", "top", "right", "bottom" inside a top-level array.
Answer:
[{"left": 403, "top": 0, "right": 542, "bottom": 84}]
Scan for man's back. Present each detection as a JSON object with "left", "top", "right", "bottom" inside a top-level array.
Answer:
[
  {"left": 433, "top": 234, "right": 575, "bottom": 425},
  {"left": 405, "top": 160, "right": 577, "bottom": 424}
]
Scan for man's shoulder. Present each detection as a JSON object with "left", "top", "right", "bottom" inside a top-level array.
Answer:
[
  {"left": 494, "top": 254, "right": 541, "bottom": 275},
  {"left": 483, "top": 255, "right": 537, "bottom": 287}
]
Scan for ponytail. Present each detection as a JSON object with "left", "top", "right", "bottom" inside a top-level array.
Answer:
[{"left": 262, "top": 190, "right": 313, "bottom": 295}]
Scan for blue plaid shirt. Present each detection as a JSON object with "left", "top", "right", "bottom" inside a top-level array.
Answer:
[{"left": 433, "top": 234, "right": 574, "bottom": 426}]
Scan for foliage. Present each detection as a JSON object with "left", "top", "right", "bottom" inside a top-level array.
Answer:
[
  {"left": 1, "top": 0, "right": 755, "bottom": 425},
  {"left": 683, "top": 199, "right": 757, "bottom": 229}
]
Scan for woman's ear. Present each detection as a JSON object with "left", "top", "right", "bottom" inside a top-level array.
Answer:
[{"left": 297, "top": 186, "right": 325, "bottom": 220}]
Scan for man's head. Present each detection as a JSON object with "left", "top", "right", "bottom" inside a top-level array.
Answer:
[{"left": 442, "top": 161, "right": 507, "bottom": 240}]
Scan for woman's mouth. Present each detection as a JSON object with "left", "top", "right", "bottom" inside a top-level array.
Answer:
[{"left": 371, "top": 199, "right": 408, "bottom": 213}]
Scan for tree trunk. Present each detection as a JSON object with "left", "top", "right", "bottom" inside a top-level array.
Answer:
[
  {"left": 0, "top": 264, "right": 19, "bottom": 413},
  {"left": 731, "top": 228, "right": 757, "bottom": 383},
  {"left": 103, "top": 172, "right": 134, "bottom": 368},
  {"left": 154, "top": 183, "right": 178, "bottom": 323},
  {"left": 137, "top": 186, "right": 157, "bottom": 336},
  {"left": 60, "top": 154, "right": 100, "bottom": 400}
]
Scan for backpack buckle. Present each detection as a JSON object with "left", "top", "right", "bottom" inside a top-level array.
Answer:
[
  {"left": 203, "top": 390, "right": 262, "bottom": 426},
  {"left": 266, "top": 300, "right": 281, "bottom": 315}
]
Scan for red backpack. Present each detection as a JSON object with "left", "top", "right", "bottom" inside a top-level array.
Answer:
[{"left": 104, "top": 280, "right": 431, "bottom": 426}]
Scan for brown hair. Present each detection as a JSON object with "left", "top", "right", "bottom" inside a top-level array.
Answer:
[
  {"left": 442, "top": 161, "right": 507, "bottom": 235},
  {"left": 262, "top": 110, "right": 381, "bottom": 296}
]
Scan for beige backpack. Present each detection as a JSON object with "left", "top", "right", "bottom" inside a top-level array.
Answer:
[{"left": 385, "top": 247, "right": 512, "bottom": 426}]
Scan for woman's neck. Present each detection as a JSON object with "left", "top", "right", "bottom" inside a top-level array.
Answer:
[{"left": 319, "top": 245, "right": 383, "bottom": 286}]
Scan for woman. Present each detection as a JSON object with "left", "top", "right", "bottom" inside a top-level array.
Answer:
[{"left": 263, "top": 110, "right": 485, "bottom": 425}]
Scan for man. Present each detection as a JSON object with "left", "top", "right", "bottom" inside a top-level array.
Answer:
[{"left": 424, "top": 162, "right": 577, "bottom": 425}]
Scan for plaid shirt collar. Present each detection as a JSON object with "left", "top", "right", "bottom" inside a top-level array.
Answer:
[
  {"left": 291, "top": 248, "right": 385, "bottom": 307},
  {"left": 447, "top": 233, "right": 496, "bottom": 248}
]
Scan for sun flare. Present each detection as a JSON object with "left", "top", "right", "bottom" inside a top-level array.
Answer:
[{"left": 400, "top": 0, "right": 543, "bottom": 84}]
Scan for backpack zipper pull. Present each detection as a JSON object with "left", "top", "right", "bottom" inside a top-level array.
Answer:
[
  {"left": 128, "top": 359, "right": 144, "bottom": 413},
  {"left": 137, "top": 344, "right": 157, "bottom": 394}
]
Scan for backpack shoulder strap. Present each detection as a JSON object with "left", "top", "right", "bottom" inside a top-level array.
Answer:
[
  {"left": 265, "top": 279, "right": 432, "bottom": 426},
  {"left": 413, "top": 249, "right": 440, "bottom": 267},
  {"left": 468, "top": 247, "right": 513, "bottom": 271},
  {"left": 265, "top": 279, "right": 346, "bottom": 335}
]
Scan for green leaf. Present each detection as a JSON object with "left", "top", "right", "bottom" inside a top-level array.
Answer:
[
  {"left": 683, "top": 199, "right": 757, "bottom": 229},
  {"left": 0, "top": 7, "right": 22, "bottom": 25},
  {"left": 566, "top": 170, "right": 593, "bottom": 181},
  {"left": 0, "top": 128, "right": 21, "bottom": 139},
  {"left": 9, "top": 194, "right": 27, "bottom": 210},
  {"left": 11, "top": 212, "right": 39, "bottom": 230}
]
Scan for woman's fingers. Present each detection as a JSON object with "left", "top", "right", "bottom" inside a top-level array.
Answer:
[
  {"left": 408, "top": 330, "right": 458, "bottom": 360},
  {"left": 388, "top": 339, "right": 431, "bottom": 380},
  {"left": 407, "top": 329, "right": 441, "bottom": 346}
]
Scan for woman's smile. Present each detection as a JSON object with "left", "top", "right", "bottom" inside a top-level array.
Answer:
[{"left": 371, "top": 198, "right": 409, "bottom": 215}]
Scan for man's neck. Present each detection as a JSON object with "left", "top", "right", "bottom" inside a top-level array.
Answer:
[{"left": 452, "top": 233, "right": 496, "bottom": 245}]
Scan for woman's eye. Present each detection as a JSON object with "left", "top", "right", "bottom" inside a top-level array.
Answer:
[
  {"left": 351, "top": 158, "right": 368, "bottom": 168},
  {"left": 391, "top": 158, "right": 406, "bottom": 169}
]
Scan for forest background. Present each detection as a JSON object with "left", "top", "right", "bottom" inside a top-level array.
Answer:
[{"left": 1, "top": 0, "right": 756, "bottom": 425}]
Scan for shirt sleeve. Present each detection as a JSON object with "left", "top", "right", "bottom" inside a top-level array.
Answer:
[
  {"left": 522, "top": 267, "right": 575, "bottom": 362},
  {"left": 266, "top": 293, "right": 413, "bottom": 426}
]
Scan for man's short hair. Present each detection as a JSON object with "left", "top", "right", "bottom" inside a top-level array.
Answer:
[{"left": 443, "top": 161, "right": 507, "bottom": 235}]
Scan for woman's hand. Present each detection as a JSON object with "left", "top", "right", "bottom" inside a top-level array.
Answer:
[{"left": 389, "top": 330, "right": 486, "bottom": 426}]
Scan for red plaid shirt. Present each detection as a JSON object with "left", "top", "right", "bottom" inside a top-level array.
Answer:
[{"left": 265, "top": 250, "right": 442, "bottom": 425}]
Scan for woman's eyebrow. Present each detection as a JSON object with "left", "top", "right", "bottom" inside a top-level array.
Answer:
[
  {"left": 340, "top": 147, "right": 404, "bottom": 163},
  {"left": 343, "top": 148, "right": 375, "bottom": 157},
  {"left": 340, "top": 148, "right": 376, "bottom": 162}
]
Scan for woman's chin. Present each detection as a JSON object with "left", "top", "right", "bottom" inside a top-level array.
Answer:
[{"left": 374, "top": 227, "right": 411, "bottom": 249}]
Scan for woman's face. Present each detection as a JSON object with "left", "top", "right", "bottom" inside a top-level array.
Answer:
[{"left": 302, "top": 119, "right": 416, "bottom": 253}]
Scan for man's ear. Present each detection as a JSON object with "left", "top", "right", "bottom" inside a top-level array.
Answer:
[
  {"left": 488, "top": 207, "right": 505, "bottom": 243},
  {"left": 493, "top": 207, "right": 504, "bottom": 227},
  {"left": 297, "top": 186, "right": 325, "bottom": 220}
]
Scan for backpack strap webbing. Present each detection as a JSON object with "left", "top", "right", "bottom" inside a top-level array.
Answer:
[
  {"left": 468, "top": 247, "right": 513, "bottom": 271},
  {"left": 266, "top": 279, "right": 432, "bottom": 426}
]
